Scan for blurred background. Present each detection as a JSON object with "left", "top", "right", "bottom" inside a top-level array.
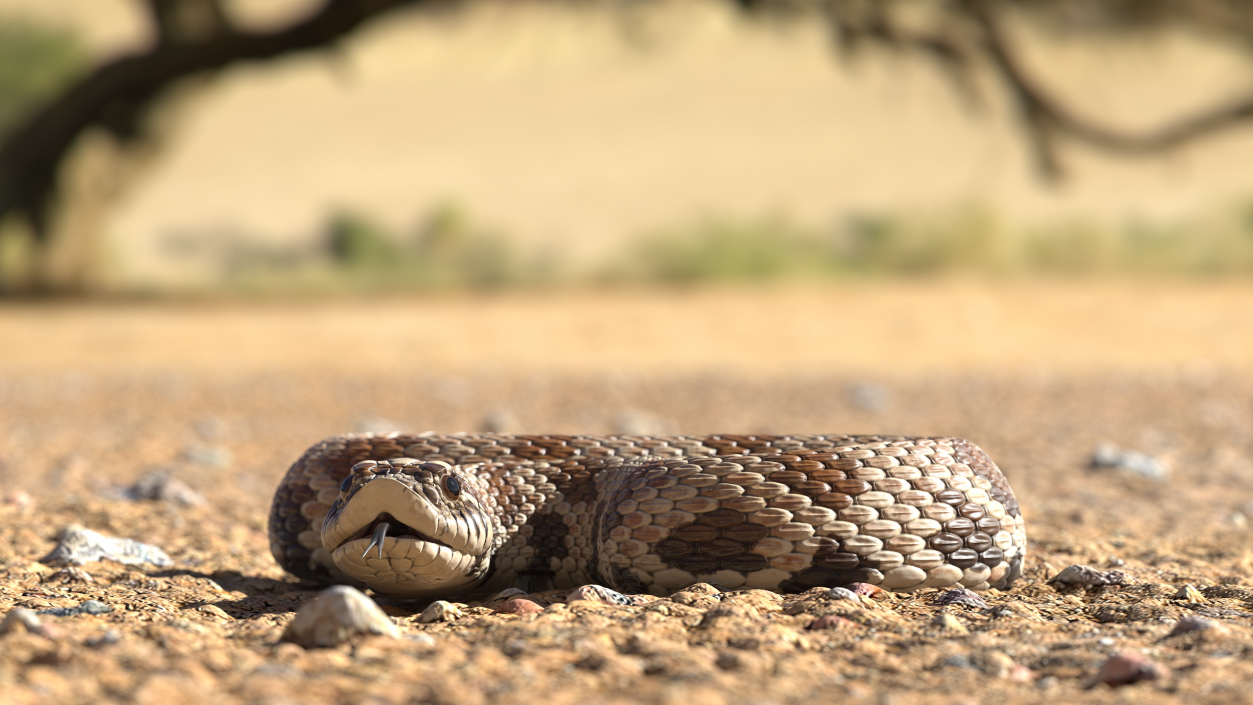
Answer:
[{"left": 2, "top": 0, "right": 1253, "bottom": 545}]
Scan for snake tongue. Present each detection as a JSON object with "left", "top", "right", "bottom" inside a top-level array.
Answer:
[{"left": 361, "top": 521, "right": 390, "bottom": 560}]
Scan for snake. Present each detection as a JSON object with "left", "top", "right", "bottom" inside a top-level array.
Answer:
[{"left": 268, "top": 433, "right": 1026, "bottom": 599}]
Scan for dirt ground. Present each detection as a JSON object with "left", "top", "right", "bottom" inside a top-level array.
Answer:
[{"left": 4, "top": 282, "right": 1253, "bottom": 704}]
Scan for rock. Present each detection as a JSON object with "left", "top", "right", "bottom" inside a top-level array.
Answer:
[
  {"left": 493, "top": 599, "right": 543, "bottom": 615},
  {"left": 1090, "top": 442, "right": 1168, "bottom": 480},
  {"left": 128, "top": 472, "right": 206, "bottom": 507},
  {"left": 2, "top": 490, "right": 33, "bottom": 514},
  {"left": 826, "top": 587, "right": 862, "bottom": 603},
  {"left": 845, "top": 582, "right": 890, "bottom": 599},
  {"left": 567, "top": 585, "right": 646, "bottom": 606},
  {"left": 976, "top": 651, "right": 1032, "bottom": 681},
  {"left": 279, "top": 586, "right": 399, "bottom": 648},
  {"left": 846, "top": 381, "right": 891, "bottom": 413},
  {"left": 932, "top": 588, "right": 989, "bottom": 609},
  {"left": 480, "top": 408, "right": 519, "bottom": 433},
  {"left": 41, "top": 525, "right": 172, "bottom": 568},
  {"left": 1174, "top": 584, "right": 1206, "bottom": 603},
  {"left": 183, "top": 445, "right": 232, "bottom": 468},
  {"left": 0, "top": 609, "right": 55, "bottom": 638},
  {"left": 1089, "top": 651, "right": 1171, "bottom": 688},
  {"left": 417, "top": 600, "right": 465, "bottom": 624},
  {"left": 930, "top": 613, "right": 969, "bottom": 634},
  {"left": 1048, "top": 564, "right": 1129, "bottom": 592},
  {"left": 356, "top": 417, "right": 403, "bottom": 434},
  {"left": 612, "top": 409, "right": 675, "bottom": 435},
  {"left": 38, "top": 600, "right": 113, "bottom": 617}
]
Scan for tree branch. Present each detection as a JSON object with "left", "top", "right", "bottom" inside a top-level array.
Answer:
[
  {"left": 960, "top": 0, "right": 1253, "bottom": 179},
  {"left": 0, "top": 0, "right": 432, "bottom": 239}
]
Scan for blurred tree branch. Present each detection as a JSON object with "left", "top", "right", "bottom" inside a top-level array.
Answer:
[
  {"left": 0, "top": 0, "right": 429, "bottom": 292},
  {"left": 4, "top": 0, "right": 1253, "bottom": 292}
]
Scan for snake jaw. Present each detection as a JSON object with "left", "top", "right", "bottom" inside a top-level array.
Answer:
[{"left": 322, "top": 470, "right": 495, "bottom": 597}]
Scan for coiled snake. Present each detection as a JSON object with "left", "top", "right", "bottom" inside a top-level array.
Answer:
[{"left": 269, "top": 433, "right": 1025, "bottom": 598}]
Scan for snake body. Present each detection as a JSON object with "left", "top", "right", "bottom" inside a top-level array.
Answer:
[{"left": 268, "top": 433, "right": 1026, "bottom": 598}]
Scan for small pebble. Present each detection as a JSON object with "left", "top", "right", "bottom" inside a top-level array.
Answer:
[
  {"left": 86, "top": 630, "right": 121, "bottom": 647},
  {"left": 38, "top": 600, "right": 113, "bottom": 617},
  {"left": 1049, "top": 564, "right": 1128, "bottom": 591},
  {"left": 932, "top": 589, "right": 989, "bottom": 609},
  {"left": 417, "top": 600, "right": 464, "bottom": 624},
  {"left": 1174, "top": 584, "right": 1206, "bottom": 603},
  {"left": 128, "top": 472, "right": 207, "bottom": 506},
  {"left": 493, "top": 599, "right": 543, "bottom": 615},
  {"left": 1090, "top": 442, "right": 1168, "bottom": 480},
  {"left": 279, "top": 586, "right": 399, "bottom": 648},
  {"left": 1089, "top": 651, "right": 1171, "bottom": 688},
  {"left": 826, "top": 587, "right": 861, "bottom": 603},
  {"left": 0, "top": 609, "right": 54, "bottom": 638},
  {"left": 567, "top": 584, "right": 644, "bottom": 606},
  {"left": 2, "top": 491, "right": 33, "bottom": 514},
  {"left": 41, "top": 524, "right": 172, "bottom": 568},
  {"left": 846, "top": 381, "right": 892, "bottom": 412},
  {"left": 931, "top": 613, "right": 969, "bottom": 633},
  {"left": 501, "top": 639, "right": 529, "bottom": 657},
  {"left": 845, "top": 582, "right": 889, "bottom": 599}
]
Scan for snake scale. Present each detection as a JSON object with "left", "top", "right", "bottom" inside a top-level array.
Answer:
[{"left": 269, "top": 433, "right": 1025, "bottom": 598}]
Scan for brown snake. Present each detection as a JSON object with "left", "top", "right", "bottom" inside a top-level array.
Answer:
[{"left": 268, "top": 433, "right": 1025, "bottom": 598}]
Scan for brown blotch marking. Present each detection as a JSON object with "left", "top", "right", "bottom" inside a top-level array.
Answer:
[
  {"left": 696, "top": 538, "right": 747, "bottom": 558},
  {"left": 929, "top": 532, "right": 963, "bottom": 554},
  {"left": 721, "top": 554, "right": 769, "bottom": 573},
  {"left": 654, "top": 539, "right": 696, "bottom": 560},
  {"left": 673, "top": 554, "right": 719, "bottom": 573},
  {"left": 948, "top": 548, "right": 979, "bottom": 569},
  {"left": 946, "top": 517, "right": 976, "bottom": 537},
  {"left": 672, "top": 524, "right": 720, "bottom": 543},
  {"left": 720, "top": 523, "right": 768, "bottom": 543},
  {"left": 698, "top": 509, "right": 746, "bottom": 528},
  {"left": 965, "top": 532, "right": 994, "bottom": 553},
  {"left": 816, "top": 552, "right": 861, "bottom": 571}
]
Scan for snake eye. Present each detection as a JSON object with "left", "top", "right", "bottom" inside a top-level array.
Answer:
[
  {"left": 339, "top": 475, "right": 353, "bottom": 494},
  {"left": 444, "top": 476, "right": 462, "bottom": 496}
]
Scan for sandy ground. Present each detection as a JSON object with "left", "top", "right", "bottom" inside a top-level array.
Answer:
[
  {"left": 2, "top": 281, "right": 1252, "bottom": 375},
  {"left": 3, "top": 283, "right": 1253, "bottom": 703}
]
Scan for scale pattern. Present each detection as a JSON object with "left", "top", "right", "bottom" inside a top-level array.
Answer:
[{"left": 269, "top": 433, "right": 1026, "bottom": 595}]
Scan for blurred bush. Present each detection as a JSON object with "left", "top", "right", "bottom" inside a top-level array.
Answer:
[
  {"left": 209, "top": 203, "right": 560, "bottom": 294},
  {"left": 165, "top": 196, "right": 1253, "bottom": 296},
  {"left": 606, "top": 203, "right": 1253, "bottom": 284},
  {"left": 0, "top": 16, "right": 85, "bottom": 138}
]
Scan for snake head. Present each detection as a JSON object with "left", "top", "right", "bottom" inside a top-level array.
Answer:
[{"left": 321, "top": 458, "right": 495, "bottom": 597}]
